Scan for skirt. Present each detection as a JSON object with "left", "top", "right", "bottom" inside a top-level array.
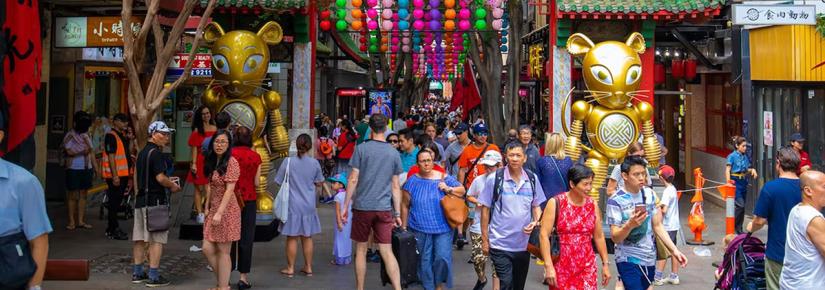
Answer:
[
  {"left": 280, "top": 212, "right": 322, "bottom": 237},
  {"left": 65, "top": 169, "right": 93, "bottom": 191}
]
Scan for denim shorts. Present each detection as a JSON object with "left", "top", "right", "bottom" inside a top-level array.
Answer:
[{"left": 616, "top": 262, "right": 656, "bottom": 290}]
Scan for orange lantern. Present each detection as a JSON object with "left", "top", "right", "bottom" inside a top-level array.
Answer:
[
  {"left": 444, "top": 0, "right": 455, "bottom": 8},
  {"left": 380, "top": 44, "right": 389, "bottom": 52},
  {"left": 351, "top": 20, "right": 363, "bottom": 30},
  {"left": 352, "top": 9, "right": 363, "bottom": 19},
  {"left": 445, "top": 9, "right": 456, "bottom": 19},
  {"left": 352, "top": 0, "right": 363, "bottom": 7}
]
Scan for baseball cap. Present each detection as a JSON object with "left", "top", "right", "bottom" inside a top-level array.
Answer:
[
  {"left": 658, "top": 165, "right": 675, "bottom": 180},
  {"left": 473, "top": 123, "right": 489, "bottom": 135},
  {"left": 479, "top": 150, "right": 502, "bottom": 166},
  {"left": 148, "top": 121, "right": 175, "bottom": 134},
  {"left": 326, "top": 172, "right": 348, "bottom": 188},
  {"left": 453, "top": 123, "right": 469, "bottom": 134},
  {"left": 790, "top": 133, "right": 805, "bottom": 142}
]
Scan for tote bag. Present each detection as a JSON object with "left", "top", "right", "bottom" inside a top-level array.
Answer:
[{"left": 273, "top": 158, "right": 291, "bottom": 222}]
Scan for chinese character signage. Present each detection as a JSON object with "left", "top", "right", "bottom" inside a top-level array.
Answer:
[
  {"left": 733, "top": 4, "right": 816, "bottom": 25},
  {"left": 55, "top": 17, "right": 142, "bottom": 47},
  {"left": 167, "top": 53, "right": 212, "bottom": 78}
]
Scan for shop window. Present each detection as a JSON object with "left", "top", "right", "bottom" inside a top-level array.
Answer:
[{"left": 704, "top": 74, "right": 741, "bottom": 155}]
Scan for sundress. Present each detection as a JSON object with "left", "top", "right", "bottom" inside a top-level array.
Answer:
[
  {"left": 204, "top": 157, "right": 241, "bottom": 243},
  {"left": 551, "top": 194, "right": 598, "bottom": 290},
  {"left": 187, "top": 130, "right": 215, "bottom": 185}
]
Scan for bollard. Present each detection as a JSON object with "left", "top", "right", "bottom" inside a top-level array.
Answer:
[
  {"left": 718, "top": 182, "right": 737, "bottom": 236},
  {"left": 687, "top": 168, "right": 714, "bottom": 245}
]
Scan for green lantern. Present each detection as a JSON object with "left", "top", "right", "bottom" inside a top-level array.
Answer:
[
  {"left": 369, "top": 44, "right": 379, "bottom": 53},
  {"left": 475, "top": 8, "right": 487, "bottom": 19},
  {"left": 336, "top": 20, "right": 348, "bottom": 31},
  {"left": 336, "top": 9, "right": 347, "bottom": 19},
  {"left": 474, "top": 19, "right": 487, "bottom": 30},
  {"left": 336, "top": 0, "right": 347, "bottom": 8}
]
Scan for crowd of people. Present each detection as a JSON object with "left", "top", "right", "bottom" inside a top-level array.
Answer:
[{"left": 5, "top": 105, "right": 825, "bottom": 290}]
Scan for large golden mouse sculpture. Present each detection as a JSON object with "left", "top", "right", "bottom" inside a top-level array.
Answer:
[
  {"left": 202, "top": 21, "right": 290, "bottom": 214},
  {"left": 562, "top": 32, "right": 661, "bottom": 201}
]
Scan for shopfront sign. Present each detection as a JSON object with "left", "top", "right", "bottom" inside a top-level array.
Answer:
[
  {"left": 732, "top": 4, "right": 816, "bottom": 25},
  {"left": 763, "top": 111, "right": 774, "bottom": 147},
  {"left": 81, "top": 47, "right": 123, "bottom": 62},
  {"left": 167, "top": 53, "right": 212, "bottom": 77},
  {"left": 55, "top": 16, "right": 142, "bottom": 47},
  {"left": 336, "top": 88, "right": 367, "bottom": 97}
]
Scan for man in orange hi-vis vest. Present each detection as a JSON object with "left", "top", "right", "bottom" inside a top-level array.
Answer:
[{"left": 101, "top": 113, "right": 132, "bottom": 240}]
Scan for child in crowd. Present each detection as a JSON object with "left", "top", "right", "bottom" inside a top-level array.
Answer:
[
  {"left": 329, "top": 173, "right": 352, "bottom": 265},
  {"left": 715, "top": 234, "right": 738, "bottom": 280},
  {"left": 655, "top": 165, "right": 681, "bottom": 285}
]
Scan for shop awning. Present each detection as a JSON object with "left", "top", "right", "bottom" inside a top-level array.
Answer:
[{"left": 558, "top": 0, "right": 724, "bottom": 20}]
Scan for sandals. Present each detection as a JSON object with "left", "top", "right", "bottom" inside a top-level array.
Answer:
[
  {"left": 66, "top": 225, "right": 76, "bottom": 230},
  {"left": 78, "top": 223, "right": 93, "bottom": 229},
  {"left": 300, "top": 269, "right": 313, "bottom": 277},
  {"left": 279, "top": 269, "right": 294, "bottom": 278}
]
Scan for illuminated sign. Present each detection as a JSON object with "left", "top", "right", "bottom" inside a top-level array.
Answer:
[{"left": 55, "top": 16, "right": 143, "bottom": 47}]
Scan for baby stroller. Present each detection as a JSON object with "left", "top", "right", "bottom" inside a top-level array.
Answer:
[
  {"left": 714, "top": 233, "right": 767, "bottom": 290},
  {"left": 99, "top": 183, "right": 134, "bottom": 221}
]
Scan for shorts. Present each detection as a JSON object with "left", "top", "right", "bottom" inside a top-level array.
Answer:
[
  {"left": 616, "top": 262, "right": 656, "bottom": 290},
  {"left": 667, "top": 230, "right": 678, "bottom": 245},
  {"left": 132, "top": 207, "right": 169, "bottom": 244},
  {"left": 351, "top": 210, "right": 394, "bottom": 244},
  {"left": 65, "top": 169, "right": 93, "bottom": 191}
]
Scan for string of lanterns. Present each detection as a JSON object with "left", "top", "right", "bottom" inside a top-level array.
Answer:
[{"left": 319, "top": 0, "right": 506, "bottom": 81}]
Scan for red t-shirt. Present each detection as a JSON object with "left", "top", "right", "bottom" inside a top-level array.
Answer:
[
  {"left": 406, "top": 164, "right": 446, "bottom": 179},
  {"left": 231, "top": 146, "right": 263, "bottom": 201},
  {"left": 799, "top": 150, "right": 812, "bottom": 173},
  {"left": 336, "top": 129, "right": 357, "bottom": 159}
]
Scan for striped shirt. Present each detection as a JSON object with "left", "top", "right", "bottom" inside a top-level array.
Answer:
[
  {"left": 606, "top": 188, "right": 659, "bottom": 266},
  {"left": 403, "top": 174, "right": 461, "bottom": 234}
]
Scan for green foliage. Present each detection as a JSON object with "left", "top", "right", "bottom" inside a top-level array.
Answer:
[{"left": 817, "top": 13, "right": 825, "bottom": 39}]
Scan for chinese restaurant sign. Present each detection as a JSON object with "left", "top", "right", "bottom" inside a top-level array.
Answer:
[
  {"left": 55, "top": 17, "right": 143, "bottom": 47},
  {"left": 732, "top": 4, "right": 816, "bottom": 25},
  {"left": 167, "top": 53, "right": 212, "bottom": 78}
]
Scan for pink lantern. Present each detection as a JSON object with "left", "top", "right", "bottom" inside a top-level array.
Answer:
[
  {"left": 492, "top": 8, "right": 504, "bottom": 19},
  {"left": 413, "top": 9, "right": 425, "bottom": 19},
  {"left": 492, "top": 19, "right": 502, "bottom": 30},
  {"left": 368, "top": 0, "right": 379, "bottom": 6},
  {"left": 402, "top": 37, "right": 411, "bottom": 44},
  {"left": 413, "top": 0, "right": 425, "bottom": 8},
  {"left": 391, "top": 37, "right": 400, "bottom": 45},
  {"left": 458, "top": 20, "right": 471, "bottom": 30},
  {"left": 382, "top": 9, "right": 393, "bottom": 20},
  {"left": 367, "top": 9, "right": 378, "bottom": 19},
  {"left": 368, "top": 20, "right": 379, "bottom": 30},
  {"left": 402, "top": 45, "right": 411, "bottom": 52},
  {"left": 459, "top": 9, "right": 471, "bottom": 19},
  {"left": 382, "top": 0, "right": 394, "bottom": 7},
  {"left": 382, "top": 20, "right": 394, "bottom": 30},
  {"left": 413, "top": 20, "right": 425, "bottom": 30}
]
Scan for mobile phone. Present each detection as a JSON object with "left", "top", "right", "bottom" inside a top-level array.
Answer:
[
  {"left": 170, "top": 177, "right": 180, "bottom": 187},
  {"left": 635, "top": 204, "right": 647, "bottom": 214}
]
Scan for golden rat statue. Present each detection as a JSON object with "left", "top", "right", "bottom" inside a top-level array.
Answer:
[
  {"left": 562, "top": 32, "right": 662, "bottom": 201},
  {"left": 202, "top": 21, "right": 290, "bottom": 214}
]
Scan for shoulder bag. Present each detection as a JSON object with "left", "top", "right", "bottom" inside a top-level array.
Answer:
[
  {"left": 440, "top": 174, "right": 468, "bottom": 229},
  {"left": 143, "top": 148, "right": 171, "bottom": 232},
  {"left": 462, "top": 143, "right": 489, "bottom": 186},
  {"left": 273, "top": 157, "right": 291, "bottom": 222}
]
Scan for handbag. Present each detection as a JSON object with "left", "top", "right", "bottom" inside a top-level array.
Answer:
[
  {"left": 273, "top": 157, "right": 291, "bottom": 222},
  {"left": 143, "top": 148, "right": 171, "bottom": 232},
  {"left": 440, "top": 175, "right": 468, "bottom": 229},
  {"left": 0, "top": 232, "right": 37, "bottom": 289},
  {"left": 527, "top": 195, "right": 560, "bottom": 259}
]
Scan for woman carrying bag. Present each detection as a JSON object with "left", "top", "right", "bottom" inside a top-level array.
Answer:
[{"left": 401, "top": 149, "right": 465, "bottom": 290}]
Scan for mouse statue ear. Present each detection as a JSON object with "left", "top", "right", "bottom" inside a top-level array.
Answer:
[
  {"left": 258, "top": 21, "right": 283, "bottom": 45},
  {"left": 625, "top": 32, "right": 646, "bottom": 55},
  {"left": 566, "top": 33, "right": 595, "bottom": 57},
  {"left": 203, "top": 22, "right": 225, "bottom": 44}
]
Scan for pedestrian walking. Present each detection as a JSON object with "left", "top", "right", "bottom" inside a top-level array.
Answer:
[
  {"left": 478, "top": 144, "right": 547, "bottom": 290},
  {"left": 188, "top": 105, "right": 217, "bottom": 224},
  {"left": 654, "top": 165, "right": 681, "bottom": 285},
  {"left": 387, "top": 132, "right": 401, "bottom": 151},
  {"left": 228, "top": 127, "right": 262, "bottom": 290},
  {"left": 746, "top": 147, "right": 801, "bottom": 290},
  {"left": 516, "top": 125, "right": 540, "bottom": 173},
  {"left": 398, "top": 128, "right": 419, "bottom": 172},
  {"left": 539, "top": 164, "right": 611, "bottom": 290},
  {"left": 274, "top": 134, "right": 325, "bottom": 278},
  {"left": 444, "top": 123, "right": 470, "bottom": 176},
  {"left": 132, "top": 121, "right": 182, "bottom": 287},
  {"left": 788, "top": 133, "right": 812, "bottom": 173},
  {"left": 424, "top": 122, "right": 447, "bottom": 167},
  {"left": 62, "top": 111, "right": 98, "bottom": 231},
  {"left": 101, "top": 113, "right": 132, "bottom": 240},
  {"left": 779, "top": 170, "right": 825, "bottom": 290},
  {"left": 607, "top": 156, "right": 687, "bottom": 290},
  {"left": 329, "top": 173, "right": 352, "bottom": 265},
  {"left": 335, "top": 119, "right": 357, "bottom": 175},
  {"left": 457, "top": 123, "right": 501, "bottom": 248},
  {"left": 316, "top": 126, "right": 336, "bottom": 178},
  {"left": 0, "top": 117, "right": 52, "bottom": 290},
  {"left": 726, "top": 136, "right": 758, "bottom": 234},
  {"left": 466, "top": 150, "right": 503, "bottom": 290},
  {"left": 400, "top": 149, "right": 465, "bottom": 290},
  {"left": 202, "top": 130, "right": 242, "bottom": 290},
  {"left": 536, "top": 132, "right": 573, "bottom": 203},
  {"left": 340, "top": 113, "right": 404, "bottom": 290}
]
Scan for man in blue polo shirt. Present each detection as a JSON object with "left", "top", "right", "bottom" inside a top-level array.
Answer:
[
  {"left": 747, "top": 147, "right": 801, "bottom": 290},
  {"left": 0, "top": 113, "right": 52, "bottom": 290}
]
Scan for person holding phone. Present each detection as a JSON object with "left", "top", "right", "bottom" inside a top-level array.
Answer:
[{"left": 606, "top": 156, "right": 688, "bottom": 290}]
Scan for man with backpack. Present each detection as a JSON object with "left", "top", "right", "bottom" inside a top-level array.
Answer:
[
  {"left": 0, "top": 111, "right": 51, "bottom": 290},
  {"left": 746, "top": 147, "right": 801, "bottom": 290},
  {"left": 478, "top": 143, "right": 546, "bottom": 290}
]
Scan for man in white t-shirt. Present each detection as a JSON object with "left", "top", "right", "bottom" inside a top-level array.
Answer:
[
  {"left": 466, "top": 150, "right": 502, "bottom": 290},
  {"left": 780, "top": 170, "right": 825, "bottom": 290}
]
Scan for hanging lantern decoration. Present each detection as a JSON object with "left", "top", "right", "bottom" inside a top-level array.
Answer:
[
  {"left": 671, "top": 59, "right": 685, "bottom": 79},
  {"left": 320, "top": 9, "right": 332, "bottom": 31},
  {"left": 654, "top": 62, "right": 665, "bottom": 85},
  {"left": 685, "top": 59, "right": 697, "bottom": 80}
]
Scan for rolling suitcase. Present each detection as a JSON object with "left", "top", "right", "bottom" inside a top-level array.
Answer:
[{"left": 380, "top": 228, "right": 420, "bottom": 288}]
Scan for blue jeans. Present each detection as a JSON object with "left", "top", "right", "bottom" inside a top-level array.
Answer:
[
  {"left": 616, "top": 262, "right": 656, "bottom": 290},
  {"left": 732, "top": 176, "right": 748, "bottom": 234},
  {"left": 412, "top": 230, "right": 453, "bottom": 290}
]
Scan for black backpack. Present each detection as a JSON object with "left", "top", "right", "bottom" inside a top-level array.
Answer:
[{"left": 490, "top": 167, "right": 539, "bottom": 221}]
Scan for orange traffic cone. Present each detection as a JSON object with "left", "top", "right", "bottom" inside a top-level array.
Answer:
[{"left": 686, "top": 168, "right": 714, "bottom": 246}]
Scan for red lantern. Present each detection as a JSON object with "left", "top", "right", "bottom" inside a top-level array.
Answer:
[
  {"left": 320, "top": 20, "right": 331, "bottom": 31},
  {"left": 685, "top": 59, "right": 697, "bottom": 80},
  {"left": 654, "top": 62, "right": 665, "bottom": 85},
  {"left": 320, "top": 10, "right": 331, "bottom": 19},
  {"left": 671, "top": 60, "right": 685, "bottom": 79}
]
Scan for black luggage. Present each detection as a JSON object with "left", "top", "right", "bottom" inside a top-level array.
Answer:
[{"left": 380, "top": 228, "right": 420, "bottom": 288}]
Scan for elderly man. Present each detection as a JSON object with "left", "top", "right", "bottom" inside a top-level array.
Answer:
[{"left": 779, "top": 170, "right": 825, "bottom": 289}]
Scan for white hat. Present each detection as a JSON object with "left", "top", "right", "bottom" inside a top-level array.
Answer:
[
  {"left": 148, "top": 121, "right": 175, "bottom": 134},
  {"left": 478, "top": 150, "right": 502, "bottom": 166}
]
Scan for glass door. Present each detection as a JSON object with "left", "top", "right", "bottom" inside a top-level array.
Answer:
[{"left": 805, "top": 89, "right": 825, "bottom": 171}]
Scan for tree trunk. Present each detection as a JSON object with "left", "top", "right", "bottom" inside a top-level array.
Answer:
[
  {"left": 122, "top": 0, "right": 217, "bottom": 147},
  {"left": 468, "top": 29, "right": 505, "bottom": 146},
  {"left": 504, "top": 0, "right": 523, "bottom": 132}
]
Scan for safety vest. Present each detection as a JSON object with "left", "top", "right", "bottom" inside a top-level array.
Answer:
[{"left": 101, "top": 131, "right": 130, "bottom": 178}]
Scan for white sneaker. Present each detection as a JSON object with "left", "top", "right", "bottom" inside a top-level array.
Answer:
[
  {"left": 668, "top": 276, "right": 680, "bottom": 285},
  {"left": 653, "top": 278, "right": 667, "bottom": 286},
  {"left": 196, "top": 213, "right": 205, "bottom": 224}
]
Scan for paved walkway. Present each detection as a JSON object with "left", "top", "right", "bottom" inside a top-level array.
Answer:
[{"left": 42, "top": 185, "right": 765, "bottom": 290}]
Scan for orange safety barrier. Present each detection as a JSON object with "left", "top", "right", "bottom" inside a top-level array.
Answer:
[
  {"left": 718, "top": 181, "right": 737, "bottom": 236},
  {"left": 687, "top": 168, "right": 714, "bottom": 245}
]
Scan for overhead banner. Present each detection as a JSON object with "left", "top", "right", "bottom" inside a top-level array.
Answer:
[{"left": 55, "top": 16, "right": 143, "bottom": 47}]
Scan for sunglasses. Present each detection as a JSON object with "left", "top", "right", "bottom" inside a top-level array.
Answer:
[{"left": 388, "top": 139, "right": 399, "bottom": 144}]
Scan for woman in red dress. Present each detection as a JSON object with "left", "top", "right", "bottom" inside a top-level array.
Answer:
[
  {"left": 539, "top": 164, "right": 612, "bottom": 290},
  {"left": 189, "top": 105, "right": 216, "bottom": 222},
  {"left": 203, "top": 130, "right": 241, "bottom": 290}
]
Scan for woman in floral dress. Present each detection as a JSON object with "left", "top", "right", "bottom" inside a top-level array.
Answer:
[
  {"left": 202, "top": 130, "right": 241, "bottom": 290},
  {"left": 539, "top": 164, "right": 611, "bottom": 290}
]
